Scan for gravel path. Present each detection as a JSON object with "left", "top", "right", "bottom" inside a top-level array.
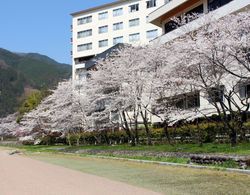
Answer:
[{"left": 0, "top": 150, "right": 159, "bottom": 195}]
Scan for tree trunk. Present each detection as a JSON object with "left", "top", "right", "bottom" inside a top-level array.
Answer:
[
  {"left": 94, "top": 136, "right": 101, "bottom": 144},
  {"left": 240, "top": 127, "right": 247, "bottom": 142},
  {"left": 103, "top": 130, "right": 110, "bottom": 145},
  {"left": 230, "top": 129, "right": 237, "bottom": 147},
  {"left": 196, "top": 121, "right": 203, "bottom": 147},
  {"left": 140, "top": 110, "right": 152, "bottom": 146},
  {"left": 122, "top": 111, "right": 135, "bottom": 146},
  {"left": 218, "top": 102, "right": 238, "bottom": 147},
  {"left": 76, "top": 136, "right": 80, "bottom": 146},
  {"left": 67, "top": 134, "right": 72, "bottom": 146},
  {"left": 163, "top": 121, "right": 172, "bottom": 145},
  {"left": 239, "top": 112, "right": 247, "bottom": 142},
  {"left": 134, "top": 118, "right": 139, "bottom": 144}
]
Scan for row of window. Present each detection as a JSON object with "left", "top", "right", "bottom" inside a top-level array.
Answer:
[
  {"left": 164, "top": 4, "right": 204, "bottom": 34},
  {"left": 187, "top": 85, "right": 250, "bottom": 109},
  {"left": 163, "top": 0, "right": 233, "bottom": 35},
  {"left": 156, "top": 83, "right": 250, "bottom": 111},
  {"left": 77, "top": 29, "right": 158, "bottom": 42},
  {"left": 77, "top": 19, "right": 141, "bottom": 38},
  {"left": 77, "top": 0, "right": 157, "bottom": 25},
  {"left": 77, "top": 30, "right": 158, "bottom": 51}
]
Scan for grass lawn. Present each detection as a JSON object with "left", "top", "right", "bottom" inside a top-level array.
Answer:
[
  {"left": 1, "top": 143, "right": 249, "bottom": 169},
  {"left": 29, "top": 152, "right": 250, "bottom": 195},
  {"left": 9, "top": 142, "right": 250, "bottom": 155}
]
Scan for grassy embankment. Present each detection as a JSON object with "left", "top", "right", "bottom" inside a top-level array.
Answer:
[
  {"left": 9, "top": 143, "right": 250, "bottom": 154},
  {"left": 2, "top": 143, "right": 250, "bottom": 169}
]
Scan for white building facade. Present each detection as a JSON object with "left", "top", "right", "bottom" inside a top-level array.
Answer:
[
  {"left": 70, "top": 0, "right": 250, "bottom": 125},
  {"left": 148, "top": 0, "right": 250, "bottom": 44},
  {"left": 71, "top": 0, "right": 166, "bottom": 81},
  {"left": 147, "top": 0, "right": 250, "bottom": 123}
]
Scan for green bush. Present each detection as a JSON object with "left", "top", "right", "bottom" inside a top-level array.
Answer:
[
  {"left": 166, "top": 122, "right": 227, "bottom": 144},
  {"left": 44, "top": 119, "right": 250, "bottom": 146}
]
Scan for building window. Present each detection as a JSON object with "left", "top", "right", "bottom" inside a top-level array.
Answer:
[
  {"left": 164, "top": 20, "right": 178, "bottom": 34},
  {"left": 99, "top": 25, "right": 108, "bottom": 34},
  {"left": 173, "top": 92, "right": 200, "bottom": 109},
  {"left": 239, "top": 83, "right": 250, "bottom": 99},
  {"left": 113, "top": 22, "right": 123, "bottom": 31},
  {"left": 185, "top": 4, "right": 204, "bottom": 16},
  {"left": 157, "top": 91, "right": 200, "bottom": 110},
  {"left": 77, "top": 43, "right": 92, "bottom": 51},
  {"left": 129, "top": 4, "right": 139, "bottom": 13},
  {"left": 207, "top": 86, "right": 224, "bottom": 103},
  {"left": 98, "top": 11, "right": 108, "bottom": 20},
  {"left": 208, "top": 0, "right": 233, "bottom": 11},
  {"left": 129, "top": 18, "right": 140, "bottom": 27},
  {"left": 113, "top": 8, "right": 123, "bottom": 17},
  {"left": 110, "top": 111, "right": 119, "bottom": 123},
  {"left": 99, "top": 39, "right": 108, "bottom": 48},
  {"left": 129, "top": 33, "right": 140, "bottom": 42},
  {"left": 146, "top": 29, "right": 158, "bottom": 39},
  {"left": 146, "top": 0, "right": 157, "bottom": 8},
  {"left": 113, "top": 36, "right": 123, "bottom": 45},
  {"left": 77, "top": 29, "right": 92, "bottom": 38},
  {"left": 77, "top": 16, "right": 92, "bottom": 25},
  {"left": 95, "top": 100, "right": 106, "bottom": 112},
  {"left": 163, "top": 4, "right": 204, "bottom": 34}
]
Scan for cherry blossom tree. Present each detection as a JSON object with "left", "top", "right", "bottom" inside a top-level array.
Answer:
[
  {"left": 0, "top": 113, "right": 20, "bottom": 140},
  {"left": 88, "top": 43, "right": 185, "bottom": 145},
  {"left": 171, "top": 11, "right": 250, "bottom": 146},
  {"left": 2, "top": 11, "right": 249, "bottom": 148},
  {"left": 15, "top": 81, "right": 74, "bottom": 144}
]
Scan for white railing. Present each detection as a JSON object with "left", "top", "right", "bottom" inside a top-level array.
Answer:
[{"left": 74, "top": 63, "right": 85, "bottom": 69}]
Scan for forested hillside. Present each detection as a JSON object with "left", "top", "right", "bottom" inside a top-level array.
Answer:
[{"left": 0, "top": 48, "right": 71, "bottom": 117}]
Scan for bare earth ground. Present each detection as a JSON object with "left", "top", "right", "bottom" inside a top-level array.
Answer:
[{"left": 0, "top": 150, "right": 159, "bottom": 195}]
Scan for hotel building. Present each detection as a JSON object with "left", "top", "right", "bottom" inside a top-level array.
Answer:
[
  {"left": 147, "top": 0, "right": 250, "bottom": 123},
  {"left": 71, "top": 0, "right": 166, "bottom": 80},
  {"left": 71, "top": 0, "right": 250, "bottom": 124}
]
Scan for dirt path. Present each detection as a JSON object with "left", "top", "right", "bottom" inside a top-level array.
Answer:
[{"left": 0, "top": 150, "right": 159, "bottom": 195}]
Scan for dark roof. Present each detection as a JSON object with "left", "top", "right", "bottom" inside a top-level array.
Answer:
[{"left": 85, "top": 43, "right": 127, "bottom": 70}]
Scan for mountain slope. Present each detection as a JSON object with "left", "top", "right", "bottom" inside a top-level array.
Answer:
[{"left": 0, "top": 48, "right": 71, "bottom": 117}]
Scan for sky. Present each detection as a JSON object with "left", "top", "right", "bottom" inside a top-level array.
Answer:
[{"left": 0, "top": 0, "right": 114, "bottom": 64}]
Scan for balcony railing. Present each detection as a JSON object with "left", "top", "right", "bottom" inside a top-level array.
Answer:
[
  {"left": 152, "top": 0, "right": 249, "bottom": 44},
  {"left": 74, "top": 63, "right": 85, "bottom": 70}
]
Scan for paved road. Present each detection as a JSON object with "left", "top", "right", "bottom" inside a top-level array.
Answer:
[{"left": 0, "top": 150, "right": 159, "bottom": 195}]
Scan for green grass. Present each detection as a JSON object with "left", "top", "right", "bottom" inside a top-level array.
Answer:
[
  {"left": 74, "top": 142, "right": 249, "bottom": 155},
  {"left": 88, "top": 154, "right": 190, "bottom": 164},
  {"left": 9, "top": 142, "right": 250, "bottom": 155},
  {"left": 206, "top": 160, "right": 240, "bottom": 169},
  {"left": 1, "top": 142, "right": 249, "bottom": 169},
  {"left": 29, "top": 153, "right": 250, "bottom": 195}
]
